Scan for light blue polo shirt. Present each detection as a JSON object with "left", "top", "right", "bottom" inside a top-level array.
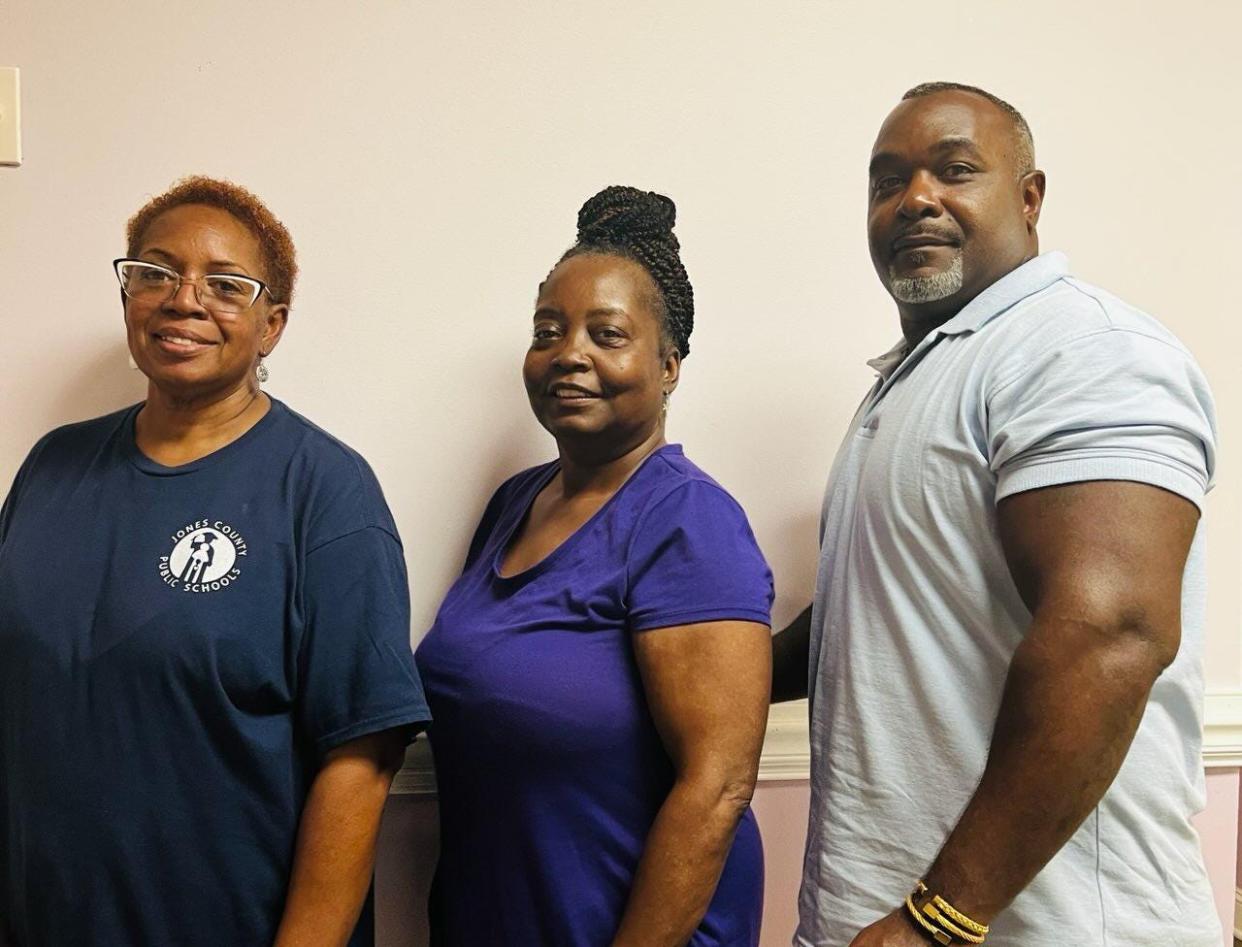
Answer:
[{"left": 796, "top": 253, "right": 1220, "bottom": 947}]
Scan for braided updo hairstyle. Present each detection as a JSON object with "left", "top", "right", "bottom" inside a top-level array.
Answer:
[{"left": 555, "top": 185, "right": 695, "bottom": 357}]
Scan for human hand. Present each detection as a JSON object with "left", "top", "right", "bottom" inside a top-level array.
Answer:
[{"left": 847, "top": 907, "right": 930, "bottom": 947}]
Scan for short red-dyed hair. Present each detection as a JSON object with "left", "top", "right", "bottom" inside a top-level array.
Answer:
[{"left": 126, "top": 175, "right": 298, "bottom": 305}]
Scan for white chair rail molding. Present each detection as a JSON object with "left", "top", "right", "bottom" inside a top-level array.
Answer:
[{"left": 393, "top": 692, "right": 1242, "bottom": 794}]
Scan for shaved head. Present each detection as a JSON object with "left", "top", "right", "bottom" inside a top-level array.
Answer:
[
  {"left": 902, "top": 82, "right": 1035, "bottom": 176},
  {"left": 867, "top": 86, "right": 1047, "bottom": 343}
]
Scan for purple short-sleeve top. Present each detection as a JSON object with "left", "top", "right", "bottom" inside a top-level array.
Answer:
[{"left": 415, "top": 444, "right": 774, "bottom": 946}]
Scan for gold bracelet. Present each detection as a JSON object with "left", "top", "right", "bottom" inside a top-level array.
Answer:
[
  {"left": 919, "top": 900, "right": 985, "bottom": 944},
  {"left": 931, "top": 894, "right": 989, "bottom": 937},
  {"left": 908, "top": 881, "right": 990, "bottom": 945},
  {"left": 915, "top": 880, "right": 990, "bottom": 937},
  {"left": 905, "top": 895, "right": 953, "bottom": 945}
]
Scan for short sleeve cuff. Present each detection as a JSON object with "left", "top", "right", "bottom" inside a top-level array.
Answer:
[
  {"left": 996, "top": 453, "right": 1208, "bottom": 512},
  {"left": 315, "top": 704, "right": 432, "bottom": 756},
  {"left": 631, "top": 605, "right": 773, "bottom": 633}
]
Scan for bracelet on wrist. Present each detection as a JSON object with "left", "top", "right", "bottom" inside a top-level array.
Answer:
[{"left": 902, "top": 880, "right": 989, "bottom": 945}]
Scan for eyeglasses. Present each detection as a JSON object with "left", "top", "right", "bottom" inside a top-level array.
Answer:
[{"left": 113, "top": 259, "right": 273, "bottom": 313}]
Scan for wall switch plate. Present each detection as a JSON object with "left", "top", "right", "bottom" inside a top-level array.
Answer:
[{"left": 0, "top": 68, "right": 22, "bottom": 167}]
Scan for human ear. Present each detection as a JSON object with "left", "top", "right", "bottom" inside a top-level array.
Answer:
[
  {"left": 260, "top": 304, "right": 290, "bottom": 355},
  {"left": 1022, "top": 170, "right": 1047, "bottom": 231},
  {"left": 662, "top": 347, "right": 682, "bottom": 395}
]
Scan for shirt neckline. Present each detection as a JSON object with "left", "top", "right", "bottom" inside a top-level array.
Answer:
[
  {"left": 123, "top": 397, "right": 285, "bottom": 476},
  {"left": 934, "top": 250, "right": 1069, "bottom": 337},
  {"left": 490, "top": 443, "right": 683, "bottom": 585},
  {"left": 863, "top": 251, "right": 1071, "bottom": 389}
]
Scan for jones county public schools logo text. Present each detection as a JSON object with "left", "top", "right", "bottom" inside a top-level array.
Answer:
[{"left": 158, "top": 519, "right": 249, "bottom": 593}]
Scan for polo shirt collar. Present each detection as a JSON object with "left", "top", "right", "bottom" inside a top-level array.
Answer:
[
  {"left": 865, "top": 339, "right": 910, "bottom": 380},
  {"left": 866, "top": 251, "right": 1069, "bottom": 376},
  {"left": 936, "top": 250, "right": 1069, "bottom": 337}
]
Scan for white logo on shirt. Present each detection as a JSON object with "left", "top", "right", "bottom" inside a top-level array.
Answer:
[{"left": 158, "top": 519, "right": 248, "bottom": 593}]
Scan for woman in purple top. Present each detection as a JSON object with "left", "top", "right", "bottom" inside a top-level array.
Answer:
[{"left": 416, "top": 186, "right": 774, "bottom": 946}]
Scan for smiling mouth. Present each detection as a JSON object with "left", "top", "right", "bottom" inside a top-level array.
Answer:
[
  {"left": 892, "top": 236, "right": 958, "bottom": 253},
  {"left": 549, "top": 385, "right": 600, "bottom": 400},
  {"left": 152, "top": 331, "right": 216, "bottom": 353}
]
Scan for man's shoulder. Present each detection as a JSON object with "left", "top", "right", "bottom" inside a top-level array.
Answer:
[
  {"left": 1057, "top": 276, "right": 1192, "bottom": 352},
  {"left": 987, "top": 273, "right": 1194, "bottom": 369}
]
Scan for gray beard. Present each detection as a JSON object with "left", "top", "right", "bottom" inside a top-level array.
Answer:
[{"left": 888, "top": 254, "right": 964, "bottom": 304}]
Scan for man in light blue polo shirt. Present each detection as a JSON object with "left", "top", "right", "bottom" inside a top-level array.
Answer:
[{"left": 772, "top": 82, "right": 1220, "bottom": 946}]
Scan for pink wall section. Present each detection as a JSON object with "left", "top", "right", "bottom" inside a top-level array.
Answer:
[
  {"left": 375, "top": 795, "right": 436, "bottom": 947},
  {"left": 375, "top": 774, "right": 1239, "bottom": 947},
  {"left": 1197, "top": 769, "right": 1240, "bottom": 943},
  {"left": 749, "top": 782, "right": 810, "bottom": 946}
]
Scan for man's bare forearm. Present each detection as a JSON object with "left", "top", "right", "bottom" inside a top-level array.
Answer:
[
  {"left": 921, "top": 618, "right": 1168, "bottom": 921},
  {"left": 771, "top": 604, "right": 812, "bottom": 702}
]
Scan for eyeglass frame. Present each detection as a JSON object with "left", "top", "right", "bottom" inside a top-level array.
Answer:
[{"left": 112, "top": 258, "right": 277, "bottom": 313}]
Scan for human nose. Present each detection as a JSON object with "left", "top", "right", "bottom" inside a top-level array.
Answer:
[
  {"left": 162, "top": 276, "right": 209, "bottom": 317},
  {"left": 550, "top": 326, "right": 592, "bottom": 371},
  {"left": 896, "top": 169, "right": 943, "bottom": 220}
]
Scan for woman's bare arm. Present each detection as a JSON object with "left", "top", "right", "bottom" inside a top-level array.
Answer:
[{"left": 610, "top": 620, "right": 771, "bottom": 947}]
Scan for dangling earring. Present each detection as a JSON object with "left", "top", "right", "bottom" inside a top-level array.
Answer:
[
  {"left": 256, "top": 356, "right": 269, "bottom": 384},
  {"left": 661, "top": 391, "right": 670, "bottom": 418}
]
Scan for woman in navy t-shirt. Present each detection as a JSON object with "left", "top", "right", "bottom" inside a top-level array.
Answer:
[
  {"left": 417, "top": 186, "right": 774, "bottom": 945},
  {"left": 0, "top": 177, "right": 430, "bottom": 947}
]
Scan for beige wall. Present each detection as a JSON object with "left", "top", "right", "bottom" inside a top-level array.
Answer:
[
  {"left": 3, "top": 2, "right": 1241, "bottom": 941},
  {"left": 2, "top": 0, "right": 1238, "bottom": 684}
]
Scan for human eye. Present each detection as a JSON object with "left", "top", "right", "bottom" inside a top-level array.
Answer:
[
  {"left": 870, "top": 174, "right": 903, "bottom": 195},
  {"left": 136, "top": 264, "right": 175, "bottom": 283},
  {"left": 205, "top": 275, "right": 253, "bottom": 298},
  {"left": 593, "top": 324, "right": 628, "bottom": 346},
  {"left": 943, "top": 162, "right": 976, "bottom": 179},
  {"left": 531, "top": 322, "right": 561, "bottom": 343}
]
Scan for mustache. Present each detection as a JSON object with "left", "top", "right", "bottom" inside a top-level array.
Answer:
[{"left": 890, "top": 226, "right": 961, "bottom": 250}]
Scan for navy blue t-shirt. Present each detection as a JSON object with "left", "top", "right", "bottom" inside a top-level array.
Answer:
[{"left": 0, "top": 399, "right": 430, "bottom": 947}]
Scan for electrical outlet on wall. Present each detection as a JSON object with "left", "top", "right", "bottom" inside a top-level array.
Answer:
[{"left": 0, "top": 67, "right": 23, "bottom": 167}]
